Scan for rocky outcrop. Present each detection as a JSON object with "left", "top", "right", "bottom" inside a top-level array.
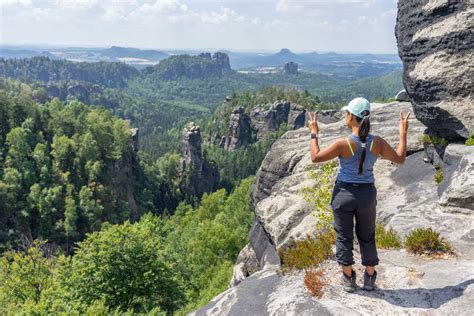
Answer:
[
  {"left": 395, "top": 1, "right": 474, "bottom": 140},
  {"left": 225, "top": 107, "right": 254, "bottom": 150},
  {"left": 282, "top": 61, "right": 298, "bottom": 75},
  {"left": 229, "top": 243, "right": 260, "bottom": 287},
  {"left": 181, "top": 122, "right": 219, "bottom": 197},
  {"left": 191, "top": 101, "right": 474, "bottom": 315},
  {"left": 250, "top": 101, "right": 306, "bottom": 140},
  {"left": 151, "top": 52, "right": 232, "bottom": 80},
  {"left": 395, "top": 89, "right": 410, "bottom": 102},
  {"left": 208, "top": 100, "right": 307, "bottom": 150}
]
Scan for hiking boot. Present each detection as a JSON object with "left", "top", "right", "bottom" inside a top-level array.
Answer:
[
  {"left": 363, "top": 270, "right": 377, "bottom": 291},
  {"left": 341, "top": 270, "right": 357, "bottom": 293}
]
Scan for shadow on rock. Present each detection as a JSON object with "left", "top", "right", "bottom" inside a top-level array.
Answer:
[{"left": 354, "top": 279, "right": 474, "bottom": 309}]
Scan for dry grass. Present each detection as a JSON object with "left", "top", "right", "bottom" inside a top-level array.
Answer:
[
  {"left": 304, "top": 268, "right": 328, "bottom": 298},
  {"left": 277, "top": 229, "right": 336, "bottom": 273}
]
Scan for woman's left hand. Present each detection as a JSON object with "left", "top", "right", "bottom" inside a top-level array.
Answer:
[{"left": 308, "top": 111, "right": 319, "bottom": 134}]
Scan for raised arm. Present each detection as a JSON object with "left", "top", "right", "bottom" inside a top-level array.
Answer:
[
  {"left": 377, "top": 111, "right": 410, "bottom": 164},
  {"left": 308, "top": 111, "right": 343, "bottom": 163}
]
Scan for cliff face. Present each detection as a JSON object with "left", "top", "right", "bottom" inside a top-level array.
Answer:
[
  {"left": 395, "top": 0, "right": 473, "bottom": 140},
  {"left": 191, "top": 101, "right": 474, "bottom": 315},
  {"left": 208, "top": 100, "right": 308, "bottom": 150}
]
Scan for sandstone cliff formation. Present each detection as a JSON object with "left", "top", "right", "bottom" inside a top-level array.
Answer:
[
  {"left": 395, "top": 0, "right": 473, "bottom": 140},
  {"left": 181, "top": 122, "right": 219, "bottom": 197},
  {"left": 208, "top": 100, "right": 307, "bottom": 150}
]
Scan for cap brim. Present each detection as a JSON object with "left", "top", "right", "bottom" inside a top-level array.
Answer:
[{"left": 341, "top": 106, "right": 348, "bottom": 112}]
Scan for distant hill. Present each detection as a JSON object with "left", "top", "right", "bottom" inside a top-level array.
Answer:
[
  {"left": 0, "top": 48, "right": 58, "bottom": 59},
  {"left": 0, "top": 56, "right": 139, "bottom": 88},
  {"left": 102, "top": 46, "right": 168, "bottom": 61}
]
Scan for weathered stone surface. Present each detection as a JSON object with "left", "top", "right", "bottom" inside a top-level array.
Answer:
[
  {"left": 439, "top": 144, "right": 474, "bottom": 210},
  {"left": 395, "top": 0, "right": 474, "bottom": 140},
  {"left": 395, "top": 89, "right": 410, "bottom": 102},
  {"left": 229, "top": 243, "right": 260, "bottom": 287},
  {"left": 191, "top": 248, "right": 474, "bottom": 315},
  {"left": 317, "top": 110, "right": 343, "bottom": 124}
]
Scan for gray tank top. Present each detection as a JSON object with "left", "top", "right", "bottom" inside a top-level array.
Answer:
[{"left": 335, "top": 134, "right": 378, "bottom": 183}]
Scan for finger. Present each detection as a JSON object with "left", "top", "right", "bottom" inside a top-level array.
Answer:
[
  {"left": 399, "top": 111, "right": 403, "bottom": 121},
  {"left": 405, "top": 111, "right": 411, "bottom": 121}
]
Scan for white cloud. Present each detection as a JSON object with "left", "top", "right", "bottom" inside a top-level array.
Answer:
[
  {"left": 1, "top": 0, "right": 32, "bottom": 8},
  {"left": 137, "top": 0, "right": 188, "bottom": 15},
  {"left": 55, "top": 0, "right": 98, "bottom": 11},
  {"left": 275, "top": 0, "right": 375, "bottom": 13}
]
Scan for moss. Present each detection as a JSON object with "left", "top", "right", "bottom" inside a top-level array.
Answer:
[
  {"left": 404, "top": 227, "right": 454, "bottom": 256},
  {"left": 375, "top": 223, "right": 402, "bottom": 249}
]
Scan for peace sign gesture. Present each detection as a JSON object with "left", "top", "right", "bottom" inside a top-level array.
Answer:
[
  {"left": 399, "top": 111, "right": 411, "bottom": 135},
  {"left": 308, "top": 111, "right": 319, "bottom": 134}
]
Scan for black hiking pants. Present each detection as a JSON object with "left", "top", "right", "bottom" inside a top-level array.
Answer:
[{"left": 330, "top": 180, "right": 379, "bottom": 267}]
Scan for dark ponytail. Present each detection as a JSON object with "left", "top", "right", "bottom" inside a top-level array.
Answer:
[{"left": 355, "top": 110, "right": 371, "bottom": 174}]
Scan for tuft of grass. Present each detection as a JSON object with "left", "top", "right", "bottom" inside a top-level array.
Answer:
[
  {"left": 278, "top": 229, "right": 336, "bottom": 273},
  {"left": 434, "top": 167, "right": 444, "bottom": 185},
  {"left": 465, "top": 133, "right": 474, "bottom": 146},
  {"left": 404, "top": 227, "right": 454, "bottom": 256},
  {"left": 375, "top": 223, "right": 402, "bottom": 249},
  {"left": 304, "top": 268, "right": 328, "bottom": 298}
]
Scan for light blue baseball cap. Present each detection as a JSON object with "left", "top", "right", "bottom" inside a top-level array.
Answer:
[{"left": 341, "top": 97, "right": 371, "bottom": 118}]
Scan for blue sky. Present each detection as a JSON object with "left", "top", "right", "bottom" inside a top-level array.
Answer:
[{"left": 1, "top": 0, "right": 399, "bottom": 53}]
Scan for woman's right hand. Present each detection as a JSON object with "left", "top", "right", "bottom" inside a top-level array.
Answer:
[{"left": 399, "top": 111, "right": 410, "bottom": 136}]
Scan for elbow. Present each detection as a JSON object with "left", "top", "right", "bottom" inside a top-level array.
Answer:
[
  {"left": 311, "top": 155, "right": 321, "bottom": 163},
  {"left": 397, "top": 156, "right": 406, "bottom": 164}
]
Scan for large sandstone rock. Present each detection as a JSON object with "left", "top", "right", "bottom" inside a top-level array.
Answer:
[
  {"left": 191, "top": 249, "right": 474, "bottom": 315},
  {"left": 395, "top": 0, "right": 474, "bottom": 140},
  {"left": 181, "top": 122, "right": 218, "bottom": 197}
]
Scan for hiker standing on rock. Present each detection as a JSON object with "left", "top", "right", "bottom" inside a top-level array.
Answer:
[{"left": 308, "top": 97, "right": 410, "bottom": 292}]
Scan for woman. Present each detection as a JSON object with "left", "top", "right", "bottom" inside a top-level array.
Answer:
[{"left": 307, "top": 97, "right": 410, "bottom": 292}]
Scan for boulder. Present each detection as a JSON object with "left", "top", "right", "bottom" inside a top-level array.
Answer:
[
  {"left": 395, "top": 89, "right": 410, "bottom": 102},
  {"left": 395, "top": 1, "right": 474, "bottom": 140}
]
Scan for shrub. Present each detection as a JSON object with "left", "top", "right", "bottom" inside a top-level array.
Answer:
[
  {"left": 375, "top": 223, "right": 402, "bottom": 249},
  {"left": 278, "top": 230, "right": 336, "bottom": 272},
  {"left": 434, "top": 167, "right": 444, "bottom": 185},
  {"left": 421, "top": 134, "right": 449, "bottom": 147},
  {"left": 404, "top": 227, "right": 454, "bottom": 256},
  {"left": 465, "top": 133, "right": 474, "bottom": 146},
  {"left": 300, "top": 160, "right": 338, "bottom": 231},
  {"left": 304, "top": 269, "right": 327, "bottom": 298}
]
